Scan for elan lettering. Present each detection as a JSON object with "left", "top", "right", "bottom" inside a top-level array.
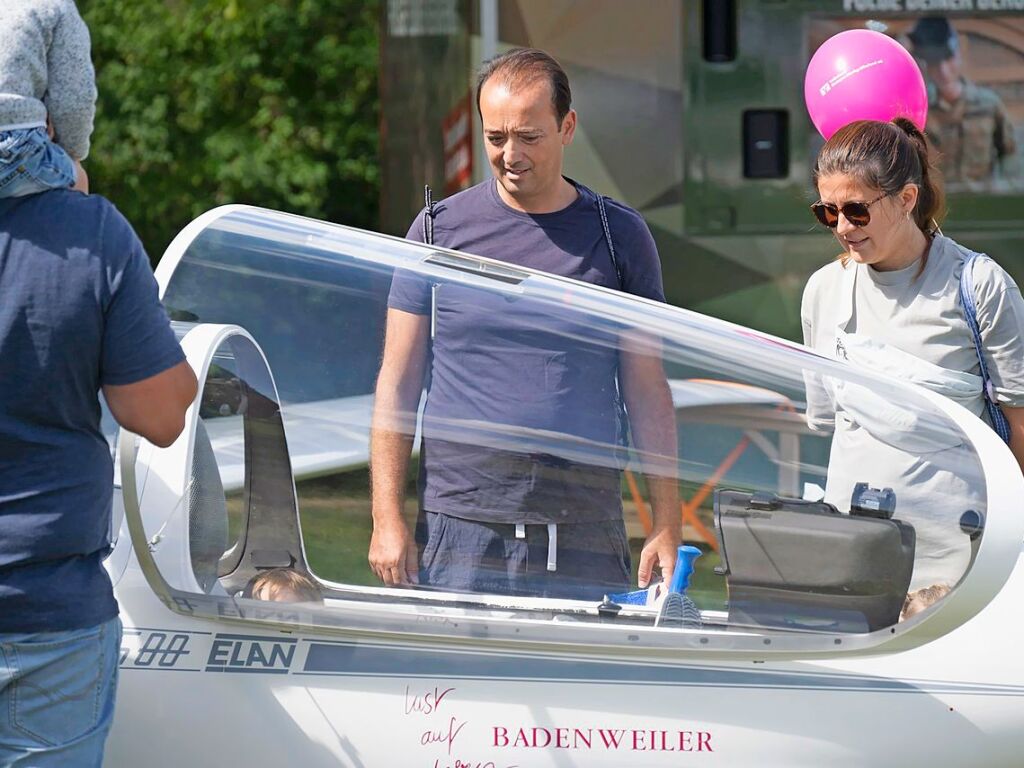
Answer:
[{"left": 205, "top": 634, "right": 297, "bottom": 673}]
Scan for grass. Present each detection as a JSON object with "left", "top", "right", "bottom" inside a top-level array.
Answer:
[{"left": 278, "top": 468, "right": 729, "bottom": 610}]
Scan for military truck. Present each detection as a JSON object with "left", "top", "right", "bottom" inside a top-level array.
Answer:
[{"left": 380, "top": 0, "right": 1024, "bottom": 340}]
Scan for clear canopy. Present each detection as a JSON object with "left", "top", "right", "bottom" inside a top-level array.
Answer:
[{"left": 124, "top": 206, "right": 996, "bottom": 651}]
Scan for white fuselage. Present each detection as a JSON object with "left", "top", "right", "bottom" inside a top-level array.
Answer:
[{"left": 106, "top": 524, "right": 1024, "bottom": 768}]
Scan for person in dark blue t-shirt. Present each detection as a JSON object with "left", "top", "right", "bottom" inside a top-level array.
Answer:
[
  {"left": 0, "top": 189, "right": 196, "bottom": 764},
  {"left": 369, "top": 48, "right": 680, "bottom": 600}
]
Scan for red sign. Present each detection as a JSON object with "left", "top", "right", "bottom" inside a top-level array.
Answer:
[{"left": 442, "top": 96, "right": 473, "bottom": 195}]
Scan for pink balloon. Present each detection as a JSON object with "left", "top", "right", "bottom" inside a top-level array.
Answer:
[{"left": 804, "top": 29, "right": 928, "bottom": 141}]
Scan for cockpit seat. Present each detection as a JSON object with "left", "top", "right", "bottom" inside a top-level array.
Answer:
[{"left": 713, "top": 489, "right": 916, "bottom": 633}]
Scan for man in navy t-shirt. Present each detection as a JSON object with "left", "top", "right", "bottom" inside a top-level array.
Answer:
[
  {"left": 0, "top": 189, "right": 196, "bottom": 763},
  {"left": 369, "top": 48, "right": 680, "bottom": 599}
]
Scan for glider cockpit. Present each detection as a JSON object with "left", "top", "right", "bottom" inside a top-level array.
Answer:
[{"left": 117, "top": 205, "right": 1022, "bottom": 659}]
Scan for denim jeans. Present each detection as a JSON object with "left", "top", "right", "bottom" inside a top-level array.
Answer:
[
  {"left": 0, "top": 128, "right": 76, "bottom": 199},
  {"left": 0, "top": 617, "right": 121, "bottom": 767}
]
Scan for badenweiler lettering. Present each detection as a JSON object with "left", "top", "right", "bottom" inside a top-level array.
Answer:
[{"left": 492, "top": 726, "right": 713, "bottom": 752}]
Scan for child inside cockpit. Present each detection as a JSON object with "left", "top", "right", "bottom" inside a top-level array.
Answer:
[
  {"left": 244, "top": 568, "right": 323, "bottom": 604},
  {"left": 900, "top": 584, "right": 950, "bottom": 621}
]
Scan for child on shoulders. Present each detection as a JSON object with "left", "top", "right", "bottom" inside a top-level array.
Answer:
[{"left": 0, "top": 0, "right": 96, "bottom": 198}]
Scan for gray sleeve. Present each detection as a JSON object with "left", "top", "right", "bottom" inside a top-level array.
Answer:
[
  {"left": 801, "top": 270, "right": 836, "bottom": 432},
  {"left": 45, "top": 1, "right": 96, "bottom": 160},
  {"left": 974, "top": 259, "right": 1024, "bottom": 407}
]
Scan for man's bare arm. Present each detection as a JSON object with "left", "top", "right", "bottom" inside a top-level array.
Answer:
[
  {"left": 619, "top": 333, "right": 681, "bottom": 588},
  {"left": 368, "top": 308, "right": 430, "bottom": 586},
  {"left": 104, "top": 360, "right": 198, "bottom": 448}
]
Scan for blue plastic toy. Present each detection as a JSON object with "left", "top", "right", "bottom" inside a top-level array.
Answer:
[{"left": 609, "top": 545, "right": 702, "bottom": 605}]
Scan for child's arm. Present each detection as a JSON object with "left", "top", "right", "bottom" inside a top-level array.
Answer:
[
  {"left": 46, "top": 1, "right": 97, "bottom": 161},
  {"left": 72, "top": 159, "right": 89, "bottom": 194}
]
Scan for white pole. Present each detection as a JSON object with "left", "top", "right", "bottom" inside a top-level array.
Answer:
[
  {"left": 480, "top": 0, "right": 497, "bottom": 61},
  {"left": 475, "top": 0, "right": 499, "bottom": 184}
]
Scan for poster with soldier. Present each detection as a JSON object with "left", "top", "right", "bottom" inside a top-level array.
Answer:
[{"left": 810, "top": 14, "right": 1023, "bottom": 192}]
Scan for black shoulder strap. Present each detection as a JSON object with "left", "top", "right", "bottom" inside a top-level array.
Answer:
[
  {"left": 423, "top": 184, "right": 436, "bottom": 246},
  {"left": 576, "top": 183, "right": 630, "bottom": 452},
  {"left": 592, "top": 189, "right": 623, "bottom": 291}
]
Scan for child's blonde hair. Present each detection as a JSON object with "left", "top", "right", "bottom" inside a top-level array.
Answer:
[
  {"left": 900, "top": 583, "right": 950, "bottom": 621},
  {"left": 244, "top": 568, "right": 321, "bottom": 604}
]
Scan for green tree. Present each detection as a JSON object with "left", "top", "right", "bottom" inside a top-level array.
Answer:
[{"left": 80, "top": 0, "right": 380, "bottom": 263}]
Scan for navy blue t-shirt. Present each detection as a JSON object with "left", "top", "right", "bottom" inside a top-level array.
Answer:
[
  {"left": 389, "top": 179, "right": 664, "bottom": 524},
  {"left": 0, "top": 190, "right": 185, "bottom": 632}
]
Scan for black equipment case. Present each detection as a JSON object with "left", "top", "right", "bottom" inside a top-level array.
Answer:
[{"left": 713, "top": 490, "right": 916, "bottom": 633}]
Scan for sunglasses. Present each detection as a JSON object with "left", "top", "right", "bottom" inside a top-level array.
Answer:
[{"left": 810, "top": 192, "right": 891, "bottom": 229}]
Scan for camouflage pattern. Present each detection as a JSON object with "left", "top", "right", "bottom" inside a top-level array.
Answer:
[
  {"left": 926, "top": 78, "right": 1017, "bottom": 187},
  {"left": 381, "top": 6, "right": 1024, "bottom": 342}
]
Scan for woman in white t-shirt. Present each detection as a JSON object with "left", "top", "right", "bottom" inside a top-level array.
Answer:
[{"left": 801, "top": 117, "right": 1024, "bottom": 590}]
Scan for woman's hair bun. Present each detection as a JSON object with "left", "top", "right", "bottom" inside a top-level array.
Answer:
[{"left": 892, "top": 116, "right": 924, "bottom": 141}]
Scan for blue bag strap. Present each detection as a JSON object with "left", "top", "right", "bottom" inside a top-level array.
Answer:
[{"left": 959, "top": 252, "right": 1012, "bottom": 444}]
